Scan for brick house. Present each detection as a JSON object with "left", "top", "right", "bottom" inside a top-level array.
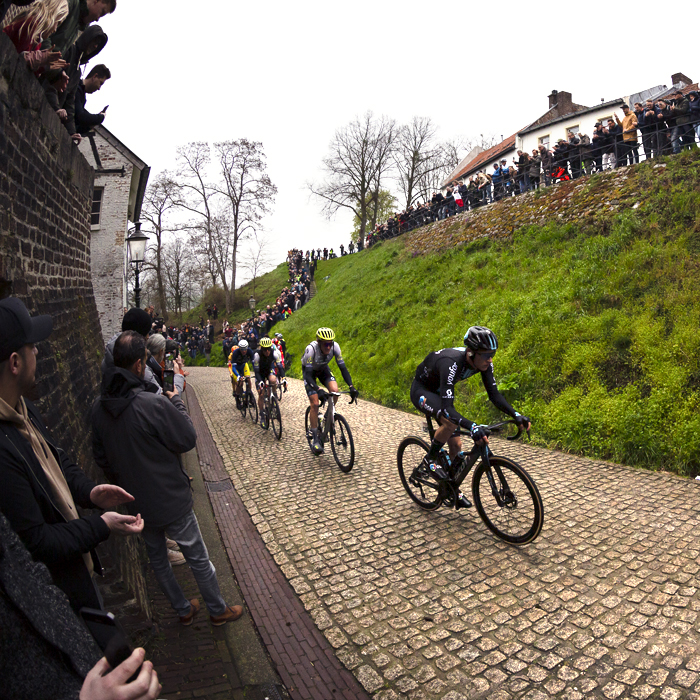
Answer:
[{"left": 79, "top": 126, "right": 150, "bottom": 340}]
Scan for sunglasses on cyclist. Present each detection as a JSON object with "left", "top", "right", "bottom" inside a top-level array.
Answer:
[
  {"left": 321, "top": 341, "right": 333, "bottom": 349},
  {"left": 475, "top": 350, "right": 495, "bottom": 359}
]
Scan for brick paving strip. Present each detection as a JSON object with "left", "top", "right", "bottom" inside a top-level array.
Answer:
[
  {"left": 187, "top": 385, "right": 371, "bottom": 700},
  {"left": 187, "top": 367, "right": 700, "bottom": 700}
]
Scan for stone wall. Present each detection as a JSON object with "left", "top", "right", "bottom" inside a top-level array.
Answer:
[{"left": 0, "top": 35, "right": 150, "bottom": 615}]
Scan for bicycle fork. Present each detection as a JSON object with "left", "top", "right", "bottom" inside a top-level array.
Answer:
[{"left": 481, "top": 447, "right": 515, "bottom": 507}]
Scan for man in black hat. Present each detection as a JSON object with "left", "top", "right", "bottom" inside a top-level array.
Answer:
[{"left": 0, "top": 297, "right": 143, "bottom": 612}]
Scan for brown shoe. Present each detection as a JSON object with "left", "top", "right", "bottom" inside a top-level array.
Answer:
[
  {"left": 179, "top": 598, "right": 200, "bottom": 626},
  {"left": 210, "top": 605, "right": 244, "bottom": 626}
]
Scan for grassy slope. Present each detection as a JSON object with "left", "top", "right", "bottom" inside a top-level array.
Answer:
[{"left": 275, "top": 151, "right": 700, "bottom": 475}]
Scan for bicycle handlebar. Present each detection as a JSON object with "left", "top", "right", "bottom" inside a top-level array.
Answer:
[
  {"left": 317, "top": 388, "right": 359, "bottom": 405},
  {"left": 441, "top": 418, "right": 530, "bottom": 442}
]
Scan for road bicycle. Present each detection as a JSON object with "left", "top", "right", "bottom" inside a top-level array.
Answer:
[
  {"left": 397, "top": 417, "right": 544, "bottom": 544},
  {"left": 304, "top": 388, "right": 356, "bottom": 473},
  {"left": 234, "top": 377, "right": 258, "bottom": 424},
  {"left": 258, "top": 381, "right": 282, "bottom": 440}
]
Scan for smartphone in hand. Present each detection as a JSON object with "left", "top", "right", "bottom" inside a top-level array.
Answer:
[
  {"left": 80, "top": 608, "right": 140, "bottom": 681},
  {"left": 163, "top": 369, "right": 175, "bottom": 393}
]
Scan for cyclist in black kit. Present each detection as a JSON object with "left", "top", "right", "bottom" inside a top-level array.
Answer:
[
  {"left": 302, "top": 327, "right": 359, "bottom": 455},
  {"left": 411, "top": 326, "right": 530, "bottom": 508}
]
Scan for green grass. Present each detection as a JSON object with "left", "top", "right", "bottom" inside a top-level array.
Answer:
[{"left": 273, "top": 150, "right": 700, "bottom": 476}]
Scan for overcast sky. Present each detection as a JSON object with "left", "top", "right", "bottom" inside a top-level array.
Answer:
[{"left": 93, "top": 0, "right": 695, "bottom": 282}]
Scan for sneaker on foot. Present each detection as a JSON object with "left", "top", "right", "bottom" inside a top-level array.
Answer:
[
  {"left": 179, "top": 598, "right": 200, "bottom": 626},
  {"left": 168, "top": 549, "right": 186, "bottom": 565},
  {"left": 210, "top": 605, "right": 244, "bottom": 627}
]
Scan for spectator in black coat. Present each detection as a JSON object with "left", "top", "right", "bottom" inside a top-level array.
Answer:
[{"left": 75, "top": 63, "right": 111, "bottom": 135}]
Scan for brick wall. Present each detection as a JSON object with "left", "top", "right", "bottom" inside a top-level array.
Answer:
[{"left": 0, "top": 35, "right": 150, "bottom": 615}]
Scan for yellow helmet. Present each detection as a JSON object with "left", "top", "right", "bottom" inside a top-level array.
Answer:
[
  {"left": 316, "top": 327, "right": 335, "bottom": 342},
  {"left": 259, "top": 336, "right": 273, "bottom": 348}
]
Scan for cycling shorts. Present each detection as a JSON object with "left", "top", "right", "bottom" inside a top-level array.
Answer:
[
  {"left": 304, "top": 367, "right": 336, "bottom": 397},
  {"left": 232, "top": 363, "right": 251, "bottom": 379}
]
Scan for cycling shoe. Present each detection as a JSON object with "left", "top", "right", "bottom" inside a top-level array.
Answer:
[
  {"left": 456, "top": 492, "right": 472, "bottom": 509},
  {"left": 428, "top": 462, "right": 449, "bottom": 480}
]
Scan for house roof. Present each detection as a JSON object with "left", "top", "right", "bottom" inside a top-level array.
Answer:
[
  {"left": 518, "top": 98, "right": 625, "bottom": 136},
  {"left": 445, "top": 133, "right": 518, "bottom": 182}
]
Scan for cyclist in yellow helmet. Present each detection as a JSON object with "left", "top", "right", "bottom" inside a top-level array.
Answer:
[{"left": 301, "top": 327, "right": 359, "bottom": 455}]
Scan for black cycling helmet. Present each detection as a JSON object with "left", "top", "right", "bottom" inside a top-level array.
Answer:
[{"left": 464, "top": 326, "right": 498, "bottom": 353}]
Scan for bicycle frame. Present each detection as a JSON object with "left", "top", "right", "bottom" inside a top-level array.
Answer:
[
  {"left": 317, "top": 390, "right": 339, "bottom": 444},
  {"left": 424, "top": 415, "right": 518, "bottom": 506}
]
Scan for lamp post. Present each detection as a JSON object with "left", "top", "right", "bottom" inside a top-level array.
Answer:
[
  {"left": 126, "top": 222, "right": 148, "bottom": 308},
  {"left": 248, "top": 295, "right": 256, "bottom": 324}
]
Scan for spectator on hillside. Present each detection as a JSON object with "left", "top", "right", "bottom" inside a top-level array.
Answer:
[
  {"left": 669, "top": 90, "right": 693, "bottom": 153},
  {"left": 349, "top": 240, "right": 355, "bottom": 254},
  {"left": 74, "top": 62, "right": 110, "bottom": 135},
  {"left": 689, "top": 91, "right": 700, "bottom": 143},
  {"left": 538, "top": 144, "right": 553, "bottom": 185},
  {"left": 615, "top": 105, "right": 639, "bottom": 166},
  {"left": 2, "top": 0, "right": 68, "bottom": 72},
  {"left": 92, "top": 331, "right": 244, "bottom": 627},
  {"left": 529, "top": 150, "right": 541, "bottom": 189},
  {"left": 0, "top": 298, "right": 143, "bottom": 612}
]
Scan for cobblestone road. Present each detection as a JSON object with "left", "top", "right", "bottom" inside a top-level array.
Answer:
[{"left": 189, "top": 368, "right": 700, "bottom": 700}]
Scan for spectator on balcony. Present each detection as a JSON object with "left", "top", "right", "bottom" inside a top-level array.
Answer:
[
  {"left": 516, "top": 150, "right": 530, "bottom": 193},
  {"left": 636, "top": 101, "right": 655, "bottom": 160},
  {"left": 457, "top": 180, "right": 469, "bottom": 211},
  {"left": 552, "top": 140, "right": 570, "bottom": 180},
  {"left": 491, "top": 163, "right": 504, "bottom": 201},
  {"left": 2, "top": 0, "right": 68, "bottom": 72},
  {"left": 591, "top": 123, "right": 606, "bottom": 172},
  {"left": 476, "top": 170, "right": 492, "bottom": 204},
  {"left": 75, "top": 63, "right": 110, "bottom": 135},
  {"left": 653, "top": 100, "right": 673, "bottom": 155},
  {"left": 578, "top": 132, "right": 593, "bottom": 175},
  {"left": 615, "top": 105, "right": 639, "bottom": 166}
]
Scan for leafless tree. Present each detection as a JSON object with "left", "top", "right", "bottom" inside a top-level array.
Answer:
[
  {"left": 213, "top": 139, "right": 277, "bottom": 311},
  {"left": 174, "top": 142, "right": 227, "bottom": 290},
  {"left": 309, "top": 111, "right": 396, "bottom": 249},
  {"left": 393, "top": 117, "right": 447, "bottom": 209},
  {"left": 162, "top": 237, "right": 199, "bottom": 322},
  {"left": 240, "top": 231, "right": 274, "bottom": 298},
  {"left": 140, "top": 171, "right": 181, "bottom": 317}
]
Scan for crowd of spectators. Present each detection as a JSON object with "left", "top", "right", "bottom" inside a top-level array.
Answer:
[
  {"left": 0, "top": 297, "right": 247, "bottom": 698},
  {"left": 366, "top": 94, "right": 700, "bottom": 246},
  {"left": 2, "top": 0, "right": 115, "bottom": 144}
]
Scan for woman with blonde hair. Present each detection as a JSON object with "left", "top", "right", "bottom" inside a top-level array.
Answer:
[{"left": 3, "top": 0, "right": 68, "bottom": 71}]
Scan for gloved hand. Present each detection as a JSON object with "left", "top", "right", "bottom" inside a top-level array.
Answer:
[
  {"left": 514, "top": 413, "right": 531, "bottom": 428},
  {"left": 258, "top": 381, "right": 266, "bottom": 391},
  {"left": 349, "top": 387, "right": 360, "bottom": 403},
  {"left": 470, "top": 424, "right": 490, "bottom": 443}
]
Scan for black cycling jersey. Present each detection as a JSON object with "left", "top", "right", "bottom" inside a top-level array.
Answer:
[
  {"left": 230, "top": 347, "right": 251, "bottom": 367},
  {"left": 253, "top": 348, "right": 283, "bottom": 385},
  {"left": 414, "top": 347, "right": 516, "bottom": 429}
]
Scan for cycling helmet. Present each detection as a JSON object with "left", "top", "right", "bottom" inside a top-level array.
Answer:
[
  {"left": 238, "top": 339, "right": 249, "bottom": 349},
  {"left": 274, "top": 333, "right": 283, "bottom": 339},
  {"left": 316, "top": 327, "right": 335, "bottom": 342},
  {"left": 464, "top": 326, "right": 498, "bottom": 352},
  {"left": 259, "top": 337, "right": 273, "bottom": 348}
]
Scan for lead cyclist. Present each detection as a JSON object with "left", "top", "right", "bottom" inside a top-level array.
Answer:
[
  {"left": 302, "top": 327, "right": 359, "bottom": 455},
  {"left": 410, "top": 326, "right": 530, "bottom": 509}
]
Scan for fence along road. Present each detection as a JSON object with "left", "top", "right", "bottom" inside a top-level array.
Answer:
[{"left": 188, "top": 367, "right": 700, "bottom": 700}]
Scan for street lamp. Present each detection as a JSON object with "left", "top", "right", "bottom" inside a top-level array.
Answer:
[{"left": 126, "top": 222, "right": 149, "bottom": 308}]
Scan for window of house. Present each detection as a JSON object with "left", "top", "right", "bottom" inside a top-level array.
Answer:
[
  {"left": 91, "top": 187, "right": 103, "bottom": 227},
  {"left": 567, "top": 125, "right": 580, "bottom": 136},
  {"left": 538, "top": 135, "right": 549, "bottom": 148}
]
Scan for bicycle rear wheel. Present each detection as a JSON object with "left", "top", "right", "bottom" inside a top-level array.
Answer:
[
  {"left": 236, "top": 390, "right": 246, "bottom": 418},
  {"left": 270, "top": 395, "right": 282, "bottom": 440},
  {"left": 330, "top": 414, "right": 354, "bottom": 472},
  {"left": 304, "top": 406, "right": 324, "bottom": 450},
  {"left": 397, "top": 436, "right": 443, "bottom": 510},
  {"left": 247, "top": 391, "right": 258, "bottom": 424},
  {"left": 472, "top": 456, "right": 543, "bottom": 544}
]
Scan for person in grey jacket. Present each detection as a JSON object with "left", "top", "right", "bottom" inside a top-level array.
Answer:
[{"left": 91, "top": 331, "right": 243, "bottom": 627}]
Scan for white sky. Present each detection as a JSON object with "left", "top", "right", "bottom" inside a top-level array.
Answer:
[{"left": 93, "top": 0, "right": 695, "bottom": 281}]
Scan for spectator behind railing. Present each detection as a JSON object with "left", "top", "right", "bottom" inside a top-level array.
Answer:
[{"left": 2, "top": 0, "right": 68, "bottom": 72}]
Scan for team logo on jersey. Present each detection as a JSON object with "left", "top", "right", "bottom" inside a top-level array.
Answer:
[
  {"left": 447, "top": 362, "right": 457, "bottom": 385},
  {"left": 445, "top": 389, "right": 453, "bottom": 398}
]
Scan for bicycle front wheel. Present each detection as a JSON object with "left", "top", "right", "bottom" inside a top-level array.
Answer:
[
  {"left": 330, "top": 414, "right": 354, "bottom": 472},
  {"left": 472, "top": 457, "right": 543, "bottom": 545},
  {"left": 274, "top": 381, "right": 283, "bottom": 402},
  {"left": 270, "top": 395, "right": 282, "bottom": 440},
  {"left": 397, "top": 436, "right": 443, "bottom": 510},
  {"left": 247, "top": 391, "right": 258, "bottom": 424}
]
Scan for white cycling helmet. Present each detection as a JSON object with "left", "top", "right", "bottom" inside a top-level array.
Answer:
[{"left": 238, "top": 339, "right": 249, "bottom": 349}]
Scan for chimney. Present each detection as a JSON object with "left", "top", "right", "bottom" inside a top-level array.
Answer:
[
  {"left": 548, "top": 90, "right": 558, "bottom": 108},
  {"left": 671, "top": 72, "right": 692, "bottom": 88},
  {"left": 557, "top": 91, "right": 574, "bottom": 114}
]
